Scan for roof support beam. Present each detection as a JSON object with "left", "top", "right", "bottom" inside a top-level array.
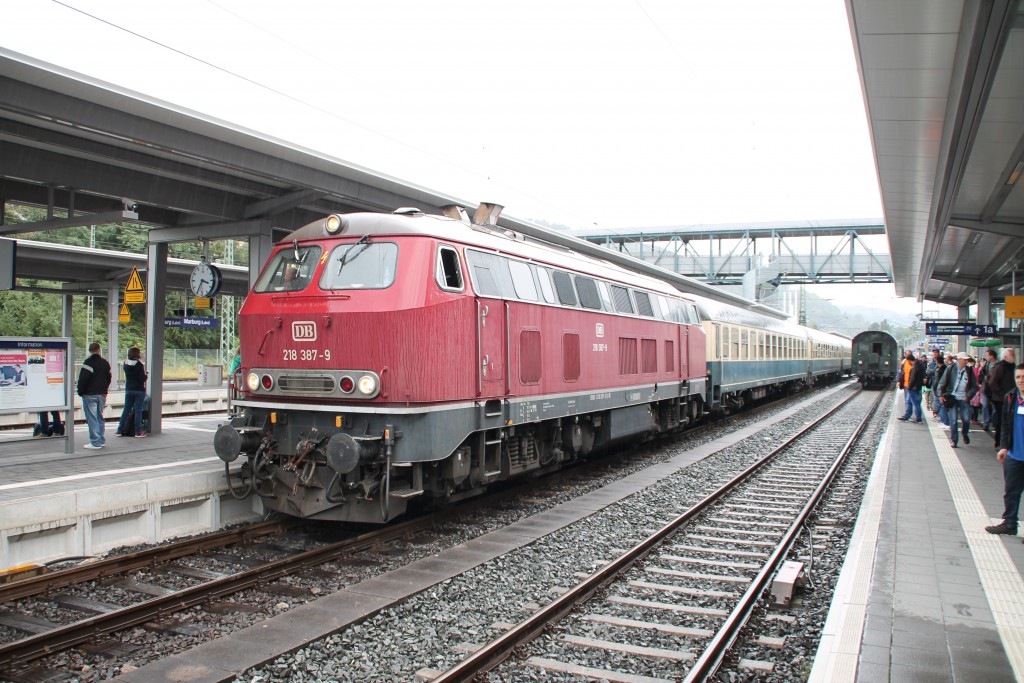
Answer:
[
  {"left": 244, "top": 188, "right": 322, "bottom": 219},
  {"left": 918, "top": 0, "right": 1019, "bottom": 298},
  {"left": 0, "top": 209, "right": 138, "bottom": 235},
  {"left": 148, "top": 219, "right": 275, "bottom": 245},
  {"left": 948, "top": 215, "right": 1024, "bottom": 238}
]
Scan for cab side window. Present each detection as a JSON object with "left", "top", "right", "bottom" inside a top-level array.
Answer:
[{"left": 436, "top": 246, "right": 464, "bottom": 291}]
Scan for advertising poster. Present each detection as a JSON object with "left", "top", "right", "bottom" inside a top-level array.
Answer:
[{"left": 0, "top": 338, "right": 70, "bottom": 412}]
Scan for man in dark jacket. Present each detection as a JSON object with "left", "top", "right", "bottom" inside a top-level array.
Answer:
[
  {"left": 896, "top": 351, "right": 926, "bottom": 423},
  {"left": 116, "top": 347, "right": 148, "bottom": 438},
  {"left": 937, "top": 351, "right": 978, "bottom": 448},
  {"left": 985, "top": 363, "right": 1024, "bottom": 536},
  {"left": 987, "top": 349, "right": 1017, "bottom": 449},
  {"left": 77, "top": 342, "right": 111, "bottom": 449}
]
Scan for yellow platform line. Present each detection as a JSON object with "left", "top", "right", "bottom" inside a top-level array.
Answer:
[{"left": 927, "top": 415, "right": 1024, "bottom": 679}]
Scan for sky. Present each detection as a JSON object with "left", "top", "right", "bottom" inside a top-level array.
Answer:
[{"left": 3, "top": 0, "right": 935, "bottom": 317}]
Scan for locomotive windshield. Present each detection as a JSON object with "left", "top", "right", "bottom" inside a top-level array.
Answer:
[
  {"left": 254, "top": 245, "right": 323, "bottom": 293},
  {"left": 320, "top": 242, "right": 398, "bottom": 289}
]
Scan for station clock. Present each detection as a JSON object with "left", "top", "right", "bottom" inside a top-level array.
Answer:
[{"left": 190, "top": 261, "right": 223, "bottom": 298}]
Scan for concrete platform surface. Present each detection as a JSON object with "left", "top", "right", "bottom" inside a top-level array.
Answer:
[
  {"left": 0, "top": 410, "right": 259, "bottom": 568},
  {"left": 811, "top": 391, "right": 1024, "bottom": 682}
]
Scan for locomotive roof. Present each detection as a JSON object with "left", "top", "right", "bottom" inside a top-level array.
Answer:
[
  {"left": 285, "top": 211, "right": 696, "bottom": 301},
  {"left": 284, "top": 210, "right": 849, "bottom": 343},
  {"left": 285, "top": 210, "right": 793, "bottom": 321}
]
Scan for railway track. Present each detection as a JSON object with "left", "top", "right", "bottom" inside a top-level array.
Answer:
[
  {"left": 0, "top": 382, "right": 852, "bottom": 680},
  {"left": 0, "top": 514, "right": 449, "bottom": 678},
  {"left": 428, "top": 386, "right": 882, "bottom": 682}
]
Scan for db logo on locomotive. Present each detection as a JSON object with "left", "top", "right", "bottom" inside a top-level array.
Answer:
[{"left": 291, "top": 321, "right": 317, "bottom": 342}]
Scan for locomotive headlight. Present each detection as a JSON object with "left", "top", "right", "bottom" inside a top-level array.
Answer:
[
  {"left": 261, "top": 374, "right": 274, "bottom": 390},
  {"left": 339, "top": 375, "right": 355, "bottom": 393},
  {"left": 325, "top": 214, "right": 346, "bottom": 235},
  {"left": 357, "top": 374, "right": 377, "bottom": 395},
  {"left": 246, "top": 372, "right": 260, "bottom": 391}
]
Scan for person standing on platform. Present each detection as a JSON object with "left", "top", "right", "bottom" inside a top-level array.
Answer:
[
  {"left": 985, "top": 363, "right": 1024, "bottom": 536},
  {"left": 938, "top": 351, "right": 977, "bottom": 448},
  {"left": 978, "top": 351, "right": 993, "bottom": 430},
  {"left": 896, "top": 351, "right": 925, "bottom": 423},
  {"left": 897, "top": 350, "right": 914, "bottom": 416},
  {"left": 116, "top": 347, "right": 148, "bottom": 438},
  {"left": 77, "top": 342, "right": 111, "bottom": 449},
  {"left": 930, "top": 351, "right": 947, "bottom": 418},
  {"left": 987, "top": 348, "right": 1017, "bottom": 450}
]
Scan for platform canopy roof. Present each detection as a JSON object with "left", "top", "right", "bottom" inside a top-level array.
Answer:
[
  {"left": 0, "top": 48, "right": 787, "bottom": 316},
  {"left": 847, "top": 0, "right": 1024, "bottom": 307}
]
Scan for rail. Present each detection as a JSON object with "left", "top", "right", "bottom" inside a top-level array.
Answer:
[{"left": 430, "top": 386, "right": 878, "bottom": 682}]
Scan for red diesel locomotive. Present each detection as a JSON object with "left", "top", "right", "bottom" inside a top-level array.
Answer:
[{"left": 215, "top": 204, "right": 709, "bottom": 522}]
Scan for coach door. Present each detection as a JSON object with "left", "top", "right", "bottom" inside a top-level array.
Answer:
[{"left": 477, "top": 298, "right": 508, "bottom": 397}]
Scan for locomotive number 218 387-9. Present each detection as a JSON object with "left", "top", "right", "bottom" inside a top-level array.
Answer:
[{"left": 282, "top": 349, "right": 332, "bottom": 361}]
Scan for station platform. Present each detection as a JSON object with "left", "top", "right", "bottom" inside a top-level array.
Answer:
[
  {"left": 810, "top": 391, "right": 1024, "bottom": 682},
  {"left": 0, "top": 409, "right": 261, "bottom": 570}
]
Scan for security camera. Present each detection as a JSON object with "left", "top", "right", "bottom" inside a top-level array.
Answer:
[{"left": 122, "top": 198, "right": 139, "bottom": 213}]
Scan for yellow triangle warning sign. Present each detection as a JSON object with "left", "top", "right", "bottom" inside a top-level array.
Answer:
[
  {"left": 126, "top": 267, "right": 144, "bottom": 293},
  {"left": 118, "top": 302, "right": 130, "bottom": 323},
  {"left": 120, "top": 303, "right": 129, "bottom": 315},
  {"left": 125, "top": 267, "right": 145, "bottom": 304}
]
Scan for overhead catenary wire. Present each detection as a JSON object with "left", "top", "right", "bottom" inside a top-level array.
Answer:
[{"left": 50, "top": 0, "right": 607, "bottom": 229}]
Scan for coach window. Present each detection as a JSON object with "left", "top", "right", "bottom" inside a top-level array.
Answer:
[
  {"left": 596, "top": 281, "right": 614, "bottom": 311},
  {"left": 634, "top": 291, "right": 654, "bottom": 317},
  {"left": 552, "top": 270, "right": 578, "bottom": 306},
  {"left": 509, "top": 260, "right": 538, "bottom": 301},
  {"left": 610, "top": 285, "right": 634, "bottom": 314},
  {"left": 653, "top": 295, "right": 670, "bottom": 320},
  {"left": 435, "top": 245, "right": 463, "bottom": 291},
  {"left": 575, "top": 276, "right": 602, "bottom": 310},
  {"left": 536, "top": 267, "right": 556, "bottom": 304},
  {"left": 466, "top": 249, "right": 516, "bottom": 298}
]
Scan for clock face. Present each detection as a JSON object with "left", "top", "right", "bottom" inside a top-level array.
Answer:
[{"left": 190, "top": 263, "right": 219, "bottom": 297}]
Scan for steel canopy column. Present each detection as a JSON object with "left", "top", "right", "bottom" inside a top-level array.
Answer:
[
  {"left": 62, "top": 293, "right": 74, "bottom": 454},
  {"left": 108, "top": 286, "right": 119, "bottom": 389},
  {"left": 958, "top": 304, "right": 970, "bottom": 353},
  {"left": 977, "top": 287, "right": 992, "bottom": 325},
  {"left": 146, "top": 241, "right": 168, "bottom": 435},
  {"left": 248, "top": 224, "right": 273, "bottom": 289}
]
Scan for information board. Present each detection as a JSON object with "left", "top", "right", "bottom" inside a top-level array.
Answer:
[
  {"left": 0, "top": 337, "right": 70, "bottom": 413},
  {"left": 924, "top": 323, "right": 997, "bottom": 337}
]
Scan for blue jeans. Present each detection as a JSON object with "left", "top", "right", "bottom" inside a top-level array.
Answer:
[
  {"left": 981, "top": 393, "right": 993, "bottom": 428},
  {"left": 948, "top": 398, "right": 971, "bottom": 444},
  {"left": 118, "top": 391, "right": 146, "bottom": 436},
  {"left": 1001, "top": 456, "right": 1024, "bottom": 526},
  {"left": 82, "top": 394, "right": 106, "bottom": 446},
  {"left": 902, "top": 388, "right": 923, "bottom": 421}
]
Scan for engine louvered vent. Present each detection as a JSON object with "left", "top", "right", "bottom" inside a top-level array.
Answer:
[{"left": 278, "top": 375, "right": 336, "bottom": 394}]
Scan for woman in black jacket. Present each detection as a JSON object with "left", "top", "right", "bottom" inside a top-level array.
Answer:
[{"left": 116, "top": 347, "right": 148, "bottom": 438}]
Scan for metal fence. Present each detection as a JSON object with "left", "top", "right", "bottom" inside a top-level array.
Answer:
[{"left": 75, "top": 348, "right": 223, "bottom": 381}]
